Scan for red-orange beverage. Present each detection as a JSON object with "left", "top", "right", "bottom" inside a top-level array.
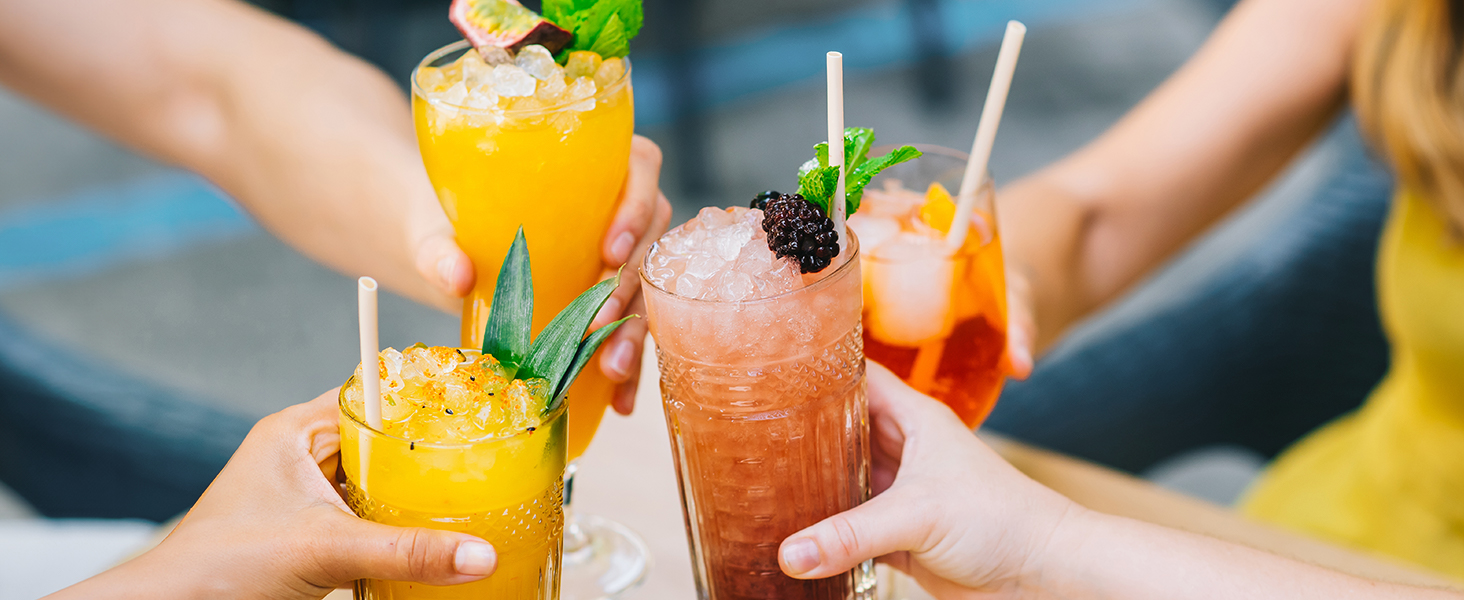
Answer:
[
  {"left": 850, "top": 146, "right": 1009, "bottom": 428},
  {"left": 642, "top": 207, "right": 874, "bottom": 600}
]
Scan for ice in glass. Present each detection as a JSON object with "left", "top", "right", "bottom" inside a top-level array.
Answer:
[
  {"left": 642, "top": 207, "right": 874, "bottom": 600},
  {"left": 848, "top": 146, "right": 1009, "bottom": 427}
]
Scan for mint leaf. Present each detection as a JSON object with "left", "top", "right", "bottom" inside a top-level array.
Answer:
[
  {"left": 845, "top": 127, "right": 875, "bottom": 171},
  {"left": 846, "top": 145, "right": 922, "bottom": 213},
  {"left": 519, "top": 270, "right": 620, "bottom": 397},
  {"left": 547, "top": 315, "right": 634, "bottom": 411},
  {"left": 482, "top": 227, "right": 533, "bottom": 369},
  {"left": 797, "top": 164, "right": 840, "bottom": 213},
  {"left": 587, "top": 13, "right": 630, "bottom": 59}
]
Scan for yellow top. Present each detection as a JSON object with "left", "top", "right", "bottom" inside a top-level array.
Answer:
[{"left": 1241, "top": 191, "right": 1464, "bottom": 578}]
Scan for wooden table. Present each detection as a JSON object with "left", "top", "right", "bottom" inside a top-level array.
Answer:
[{"left": 305, "top": 337, "right": 1462, "bottom": 598}]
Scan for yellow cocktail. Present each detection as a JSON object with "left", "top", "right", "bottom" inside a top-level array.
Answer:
[
  {"left": 341, "top": 347, "right": 568, "bottom": 599},
  {"left": 412, "top": 40, "right": 633, "bottom": 461}
]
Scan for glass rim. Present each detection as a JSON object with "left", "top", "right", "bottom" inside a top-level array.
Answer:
[
  {"left": 639, "top": 231, "right": 861, "bottom": 306},
  {"left": 339, "top": 349, "right": 569, "bottom": 448},
  {"left": 410, "top": 40, "right": 632, "bottom": 117}
]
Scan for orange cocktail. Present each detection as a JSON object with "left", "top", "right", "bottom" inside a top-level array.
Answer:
[
  {"left": 411, "top": 40, "right": 634, "bottom": 460},
  {"left": 849, "top": 146, "right": 1009, "bottom": 427}
]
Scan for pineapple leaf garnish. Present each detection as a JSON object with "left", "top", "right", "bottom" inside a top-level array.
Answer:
[
  {"left": 797, "top": 127, "right": 921, "bottom": 216},
  {"left": 481, "top": 227, "right": 533, "bottom": 371},
  {"left": 546, "top": 314, "right": 634, "bottom": 412},
  {"left": 518, "top": 268, "right": 623, "bottom": 405}
]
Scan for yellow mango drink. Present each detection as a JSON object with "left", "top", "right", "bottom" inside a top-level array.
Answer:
[
  {"left": 341, "top": 348, "right": 568, "bottom": 599},
  {"left": 342, "top": 230, "right": 634, "bottom": 599},
  {"left": 412, "top": 0, "right": 640, "bottom": 461}
]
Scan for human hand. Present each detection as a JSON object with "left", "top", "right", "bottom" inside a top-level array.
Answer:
[
  {"left": 52, "top": 392, "right": 497, "bottom": 599},
  {"left": 777, "top": 363, "right": 1080, "bottom": 598},
  {"left": 1004, "top": 265, "right": 1036, "bottom": 379},
  {"left": 592, "top": 135, "right": 673, "bottom": 416}
]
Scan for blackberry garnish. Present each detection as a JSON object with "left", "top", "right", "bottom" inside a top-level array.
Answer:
[
  {"left": 750, "top": 190, "right": 780, "bottom": 211},
  {"left": 762, "top": 193, "right": 840, "bottom": 273}
]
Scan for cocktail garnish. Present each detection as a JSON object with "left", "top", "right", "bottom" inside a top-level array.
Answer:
[
  {"left": 481, "top": 227, "right": 633, "bottom": 412},
  {"left": 543, "top": 0, "right": 644, "bottom": 60},
  {"left": 797, "top": 127, "right": 921, "bottom": 217},
  {"left": 450, "top": 0, "right": 573, "bottom": 55},
  {"left": 761, "top": 193, "right": 840, "bottom": 274}
]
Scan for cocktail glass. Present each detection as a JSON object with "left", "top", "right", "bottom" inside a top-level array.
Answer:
[
  {"left": 642, "top": 228, "right": 874, "bottom": 600},
  {"left": 340, "top": 366, "right": 569, "bottom": 599},
  {"left": 857, "top": 145, "right": 1009, "bottom": 428},
  {"left": 411, "top": 41, "right": 648, "bottom": 598}
]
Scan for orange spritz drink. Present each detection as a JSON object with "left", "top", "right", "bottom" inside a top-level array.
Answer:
[
  {"left": 412, "top": 40, "right": 632, "bottom": 460},
  {"left": 848, "top": 146, "right": 1009, "bottom": 427}
]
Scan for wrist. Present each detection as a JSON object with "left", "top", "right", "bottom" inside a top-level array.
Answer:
[{"left": 1024, "top": 502, "right": 1103, "bottom": 600}]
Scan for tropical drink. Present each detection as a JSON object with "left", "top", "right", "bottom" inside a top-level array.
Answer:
[
  {"left": 643, "top": 206, "right": 872, "bottom": 600},
  {"left": 341, "top": 347, "right": 568, "bottom": 599},
  {"left": 412, "top": 38, "right": 632, "bottom": 460},
  {"left": 847, "top": 146, "right": 1008, "bottom": 427}
]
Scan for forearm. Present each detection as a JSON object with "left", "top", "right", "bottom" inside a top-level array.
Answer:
[
  {"left": 0, "top": 0, "right": 451, "bottom": 309},
  {"left": 1038, "top": 511, "right": 1460, "bottom": 600}
]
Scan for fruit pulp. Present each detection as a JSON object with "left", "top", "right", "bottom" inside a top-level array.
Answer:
[
  {"left": 642, "top": 218, "right": 874, "bottom": 600},
  {"left": 412, "top": 41, "right": 634, "bottom": 461},
  {"left": 339, "top": 368, "right": 569, "bottom": 599}
]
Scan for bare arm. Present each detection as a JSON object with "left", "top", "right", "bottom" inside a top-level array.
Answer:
[{"left": 1001, "top": 0, "right": 1370, "bottom": 353}]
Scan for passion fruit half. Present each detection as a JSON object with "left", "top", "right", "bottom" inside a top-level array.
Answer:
[{"left": 449, "top": 0, "right": 573, "bottom": 55}]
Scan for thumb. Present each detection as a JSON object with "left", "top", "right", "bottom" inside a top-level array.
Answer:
[
  {"left": 779, "top": 489, "right": 932, "bottom": 580},
  {"left": 414, "top": 231, "right": 475, "bottom": 300},
  {"left": 1003, "top": 269, "right": 1036, "bottom": 379},
  {"left": 319, "top": 513, "right": 496, "bottom": 586}
]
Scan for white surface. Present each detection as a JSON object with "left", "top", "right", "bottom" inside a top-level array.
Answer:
[{"left": 0, "top": 519, "right": 154, "bottom": 600}]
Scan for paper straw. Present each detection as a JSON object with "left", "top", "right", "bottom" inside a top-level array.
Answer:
[
  {"left": 358, "top": 276, "right": 383, "bottom": 430},
  {"left": 827, "top": 51, "right": 847, "bottom": 244},
  {"left": 947, "top": 21, "right": 1026, "bottom": 250}
]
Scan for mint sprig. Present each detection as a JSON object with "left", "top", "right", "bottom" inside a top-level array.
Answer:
[
  {"left": 796, "top": 127, "right": 922, "bottom": 216},
  {"left": 480, "top": 227, "right": 633, "bottom": 413},
  {"left": 543, "top": 0, "right": 643, "bottom": 60}
]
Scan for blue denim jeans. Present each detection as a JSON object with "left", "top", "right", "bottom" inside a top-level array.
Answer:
[
  {"left": 985, "top": 117, "right": 1394, "bottom": 474},
  {"left": 0, "top": 315, "right": 251, "bottom": 521}
]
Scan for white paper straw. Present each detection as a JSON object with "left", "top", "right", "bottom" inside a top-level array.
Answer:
[
  {"left": 358, "top": 277, "right": 383, "bottom": 430},
  {"left": 827, "top": 51, "right": 847, "bottom": 244},
  {"left": 948, "top": 21, "right": 1026, "bottom": 250}
]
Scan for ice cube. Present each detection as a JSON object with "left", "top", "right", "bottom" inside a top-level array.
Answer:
[
  {"left": 565, "top": 77, "right": 597, "bottom": 111},
  {"left": 463, "top": 88, "right": 498, "bottom": 110},
  {"left": 686, "top": 252, "right": 726, "bottom": 280},
  {"left": 440, "top": 81, "right": 470, "bottom": 107},
  {"left": 865, "top": 233, "right": 955, "bottom": 346},
  {"left": 492, "top": 64, "right": 537, "bottom": 97},
  {"left": 565, "top": 51, "right": 603, "bottom": 79},
  {"left": 594, "top": 58, "right": 626, "bottom": 88},
  {"left": 535, "top": 75, "right": 568, "bottom": 102},
  {"left": 716, "top": 271, "right": 755, "bottom": 301},
  {"left": 461, "top": 50, "right": 495, "bottom": 90},
  {"left": 697, "top": 206, "right": 736, "bottom": 228},
  {"left": 675, "top": 274, "right": 704, "bottom": 298},
  {"left": 515, "top": 45, "right": 559, "bottom": 80},
  {"left": 417, "top": 65, "right": 447, "bottom": 93},
  {"left": 479, "top": 46, "right": 513, "bottom": 65},
  {"left": 549, "top": 110, "right": 581, "bottom": 134}
]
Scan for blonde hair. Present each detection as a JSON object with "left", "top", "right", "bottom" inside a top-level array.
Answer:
[{"left": 1354, "top": 0, "right": 1464, "bottom": 232}]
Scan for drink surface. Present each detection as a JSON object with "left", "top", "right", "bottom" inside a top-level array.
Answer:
[
  {"left": 340, "top": 346, "right": 568, "bottom": 599},
  {"left": 848, "top": 167, "right": 1009, "bottom": 428},
  {"left": 413, "top": 41, "right": 634, "bottom": 460},
  {"left": 643, "top": 208, "right": 874, "bottom": 600}
]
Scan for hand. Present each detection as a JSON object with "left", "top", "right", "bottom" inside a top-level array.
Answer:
[
  {"left": 777, "top": 363, "right": 1080, "bottom": 598},
  {"left": 51, "top": 392, "right": 497, "bottom": 599},
  {"left": 592, "top": 135, "right": 673, "bottom": 415}
]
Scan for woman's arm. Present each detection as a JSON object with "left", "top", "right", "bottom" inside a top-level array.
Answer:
[
  {"left": 778, "top": 365, "right": 1462, "bottom": 600},
  {"left": 1002, "top": 0, "right": 1371, "bottom": 354}
]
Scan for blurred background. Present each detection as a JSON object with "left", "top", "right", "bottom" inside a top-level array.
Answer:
[{"left": 0, "top": 0, "right": 1329, "bottom": 595}]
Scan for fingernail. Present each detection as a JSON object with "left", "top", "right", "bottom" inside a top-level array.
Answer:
[
  {"left": 605, "top": 340, "right": 634, "bottom": 378},
  {"left": 436, "top": 256, "right": 456, "bottom": 287},
  {"left": 781, "top": 539, "right": 821, "bottom": 575},
  {"left": 609, "top": 232, "right": 635, "bottom": 264},
  {"left": 595, "top": 296, "right": 623, "bottom": 325},
  {"left": 455, "top": 541, "right": 495, "bottom": 576}
]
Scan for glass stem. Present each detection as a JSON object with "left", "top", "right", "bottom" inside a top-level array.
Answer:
[{"left": 562, "top": 461, "right": 591, "bottom": 553}]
